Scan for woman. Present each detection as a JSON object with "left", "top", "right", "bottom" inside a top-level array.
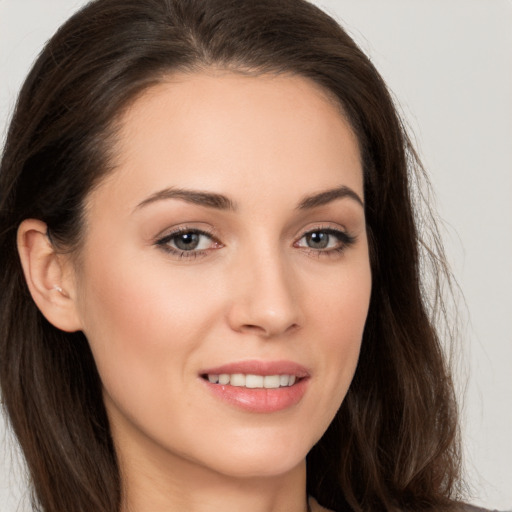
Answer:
[{"left": 0, "top": 0, "right": 492, "bottom": 511}]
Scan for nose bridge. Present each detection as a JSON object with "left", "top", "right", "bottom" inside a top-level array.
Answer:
[{"left": 227, "top": 241, "right": 301, "bottom": 337}]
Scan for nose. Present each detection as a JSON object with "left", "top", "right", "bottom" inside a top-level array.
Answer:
[{"left": 226, "top": 250, "right": 302, "bottom": 338}]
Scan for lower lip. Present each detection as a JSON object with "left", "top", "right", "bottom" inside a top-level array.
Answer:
[{"left": 202, "top": 378, "right": 309, "bottom": 413}]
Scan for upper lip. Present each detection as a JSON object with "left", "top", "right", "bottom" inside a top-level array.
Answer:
[{"left": 200, "top": 360, "right": 310, "bottom": 378}]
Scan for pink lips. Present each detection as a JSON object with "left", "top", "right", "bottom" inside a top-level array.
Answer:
[{"left": 200, "top": 360, "right": 310, "bottom": 413}]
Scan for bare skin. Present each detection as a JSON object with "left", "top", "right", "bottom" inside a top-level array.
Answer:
[{"left": 18, "top": 71, "right": 370, "bottom": 512}]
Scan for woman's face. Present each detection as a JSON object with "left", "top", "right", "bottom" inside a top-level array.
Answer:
[{"left": 71, "top": 72, "right": 371, "bottom": 480}]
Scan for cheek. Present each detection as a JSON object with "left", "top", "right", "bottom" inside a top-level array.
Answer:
[
  {"left": 306, "top": 258, "right": 371, "bottom": 419},
  {"left": 312, "top": 254, "right": 371, "bottom": 343},
  {"left": 74, "top": 248, "right": 221, "bottom": 405}
]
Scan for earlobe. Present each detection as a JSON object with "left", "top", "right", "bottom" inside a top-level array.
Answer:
[{"left": 17, "top": 219, "right": 82, "bottom": 332}]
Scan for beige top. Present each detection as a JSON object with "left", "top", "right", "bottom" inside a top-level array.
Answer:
[
  {"left": 309, "top": 496, "right": 332, "bottom": 512},
  {"left": 309, "top": 498, "right": 502, "bottom": 512}
]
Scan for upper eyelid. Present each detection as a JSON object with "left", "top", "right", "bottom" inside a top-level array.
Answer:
[
  {"left": 301, "top": 225, "right": 344, "bottom": 233},
  {"left": 154, "top": 229, "right": 216, "bottom": 252},
  {"left": 297, "top": 224, "right": 349, "bottom": 237},
  {"left": 155, "top": 228, "right": 220, "bottom": 258},
  {"left": 155, "top": 224, "right": 350, "bottom": 241},
  {"left": 155, "top": 225, "right": 217, "bottom": 242},
  {"left": 297, "top": 227, "right": 354, "bottom": 241}
]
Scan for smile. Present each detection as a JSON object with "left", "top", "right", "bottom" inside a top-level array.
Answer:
[
  {"left": 200, "top": 361, "right": 309, "bottom": 413},
  {"left": 205, "top": 373, "right": 297, "bottom": 388}
]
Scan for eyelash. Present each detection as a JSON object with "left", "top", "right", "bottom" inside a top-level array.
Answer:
[
  {"left": 155, "top": 227, "right": 220, "bottom": 259},
  {"left": 294, "top": 227, "right": 356, "bottom": 257},
  {"left": 155, "top": 226, "right": 356, "bottom": 259}
]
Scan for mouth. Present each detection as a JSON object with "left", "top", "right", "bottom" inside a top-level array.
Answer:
[
  {"left": 201, "top": 373, "right": 298, "bottom": 388},
  {"left": 199, "top": 361, "right": 310, "bottom": 413}
]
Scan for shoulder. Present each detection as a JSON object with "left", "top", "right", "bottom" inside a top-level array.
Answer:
[
  {"left": 309, "top": 498, "right": 508, "bottom": 512},
  {"left": 309, "top": 496, "right": 506, "bottom": 512},
  {"left": 441, "top": 505, "right": 505, "bottom": 512},
  {"left": 462, "top": 506, "right": 507, "bottom": 512}
]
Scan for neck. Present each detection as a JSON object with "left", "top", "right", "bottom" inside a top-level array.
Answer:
[{"left": 118, "top": 439, "right": 309, "bottom": 512}]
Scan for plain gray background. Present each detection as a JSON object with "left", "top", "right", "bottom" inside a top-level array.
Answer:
[{"left": 1, "top": 1, "right": 511, "bottom": 510}]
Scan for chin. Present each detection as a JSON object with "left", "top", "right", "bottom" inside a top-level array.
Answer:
[
  {"left": 184, "top": 427, "right": 314, "bottom": 480},
  {"left": 205, "top": 451, "right": 307, "bottom": 480}
]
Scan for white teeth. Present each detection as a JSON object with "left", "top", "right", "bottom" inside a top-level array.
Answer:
[
  {"left": 230, "top": 373, "right": 246, "bottom": 387},
  {"left": 279, "top": 374, "right": 290, "bottom": 387},
  {"left": 206, "top": 373, "right": 298, "bottom": 388},
  {"left": 218, "top": 374, "right": 230, "bottom": 385},
  {"left": 245, "top": 374, "right": 264, "bottom": 388},
  {"left": 263, "top": 375, "right": 281, "bottom": 389}
]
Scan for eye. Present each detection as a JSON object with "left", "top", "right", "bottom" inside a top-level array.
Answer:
[
  {"left": 156, "top": 228, "right": 220, "bottom": 256},
  {"left": 170, "top": 231, "right": 207, "bottom": 251},
  {"left": 302, "top": 231, "right": 333, "bottom": 250},
  {"left": 295, "top": 228, "right": 355, "bottom": 253}
]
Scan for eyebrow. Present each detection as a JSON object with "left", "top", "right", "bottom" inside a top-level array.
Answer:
[
  {"left": 135, "top": 187, "right": 237, "bottom": 211},
  {"left": 297, "top": 185, "right": 364, "bottom": 209},
  {"left": 135, "top": 184, "right": 363, "bottom": 213}
]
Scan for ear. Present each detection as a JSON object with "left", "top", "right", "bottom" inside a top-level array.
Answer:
[{"left": 17, "top": 219, "right": 82, "bottom": 332}]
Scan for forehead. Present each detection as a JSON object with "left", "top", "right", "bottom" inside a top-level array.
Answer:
[{"left": 88, "top": 71, "right": 363, "bottom": 215}]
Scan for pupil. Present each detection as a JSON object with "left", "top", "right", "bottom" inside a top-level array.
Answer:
[
  {"left": 307, "top": 232, "right": 329, "bottom": 249},
  {"left": 175, "top": 232, "right": 199, "bottom": 250}
]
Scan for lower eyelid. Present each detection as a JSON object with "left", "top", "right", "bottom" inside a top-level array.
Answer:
[
  {"left": 296, "top": 228, "right": 354, "bottom": 244},
  {"left": 154, "top": 228, "right": 223, "bottom": 259},
  {"left": 155, "top": 226, "right": 355, "bottom": 259}
]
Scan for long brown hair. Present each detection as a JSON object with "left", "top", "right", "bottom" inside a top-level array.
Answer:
[{"left": 0, "top": 1, "right": 463, "bottom": 510}]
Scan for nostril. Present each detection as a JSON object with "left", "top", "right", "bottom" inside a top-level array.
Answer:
[
  {"left": 242, "top": 324, "right": 264, "bottom": 331},
  {"left": 239, "top": 322, "right": 300, "bottom": 337},
  {"left": 238, "top": 323, "right": 269, "bottom": 336}
]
